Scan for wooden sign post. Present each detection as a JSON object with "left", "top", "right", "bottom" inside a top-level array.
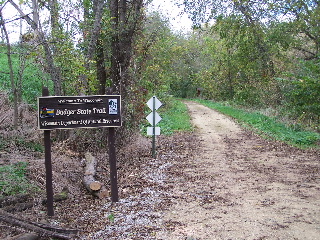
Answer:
[
  {"left": 38, "top": 87, "right": 122, "bottom": 215},
  {"left": 42, "top": 87, "right": 54, "bottom": 216},
  {"left": 108, "top": 127, "right": 118, "bottom": 202}
]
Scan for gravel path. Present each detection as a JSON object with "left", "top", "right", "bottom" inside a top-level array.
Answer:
[
  {"left": 1, "top": 101, "right": 319, "bottom": 240},
  {"left": 157, "top": 101, "right": 320, "bottom": 240}
]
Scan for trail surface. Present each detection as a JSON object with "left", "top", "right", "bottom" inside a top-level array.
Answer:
[
  {"left": 1, "top": 100, "right": 319, "bottom": 240},
  {"left": 158, "top": 101, "right": 320, "bottom": 240}
]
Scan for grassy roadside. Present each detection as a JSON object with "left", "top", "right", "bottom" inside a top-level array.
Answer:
[{"left": 193, "top": 99, "right": 320, "bottom": 149}]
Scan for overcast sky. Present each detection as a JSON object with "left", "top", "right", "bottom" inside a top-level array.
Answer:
[
  {"left": 2, "top": 0, "right": 193, "bottom": 43},
  {"left": 148, "top": 0, "right": 193, "bottom": 32}
]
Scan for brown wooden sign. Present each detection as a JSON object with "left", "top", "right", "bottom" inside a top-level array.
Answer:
[{"left": 38, "top": 95, "right": 121, "bottom": 130}]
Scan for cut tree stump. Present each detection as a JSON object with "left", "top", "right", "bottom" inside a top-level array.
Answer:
[{"left": 83, "top": 152, "right": 109, "bottom": 199}]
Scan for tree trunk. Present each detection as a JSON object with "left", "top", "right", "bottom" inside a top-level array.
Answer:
[
  {"left": 83, "top": 152, "right": 109, "bottom": 199},
  {"left": 8, "top": 0, "right": 62, "bottom": 96},
  {"left": 110, "top": 0, "right": 120, "bottom": 94},
  {"left": 109, "top": 0, "right": 143, "bottom": 95},
  {"left": 0, "top": 10, "right": 18, "bottom": 128},
  {"left": 96, "top": 38, "right": 107, "bottom": 95},
  {"left": 79, "top": 0, "right": 105, "bottom": 94}
]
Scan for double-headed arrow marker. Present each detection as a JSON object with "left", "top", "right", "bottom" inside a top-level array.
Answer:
[{"left": 146, "top": 96, "right": 162, "bottom": 158}]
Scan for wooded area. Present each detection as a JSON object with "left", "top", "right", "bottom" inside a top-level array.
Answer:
[
  {"left": 0, "top": 0, "right": 319, "bottom": 134},
  {"left": 0, "top": 1, "right": 319, "bottom": 238}
]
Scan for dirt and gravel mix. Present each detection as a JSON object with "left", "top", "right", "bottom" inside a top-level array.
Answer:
[
  {"left": 1, "top": 100, "right": 320, "bottom": 240},
  {"left": 156, "top": 101, "right": 320, "bottom": 240}
]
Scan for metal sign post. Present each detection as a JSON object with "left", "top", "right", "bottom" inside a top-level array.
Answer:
[
  {"left": 152, "top": 97, "right": 156, "bottom": 158},
  {"left": 146, "top": 96, "right": 162, "bottom": 158}
]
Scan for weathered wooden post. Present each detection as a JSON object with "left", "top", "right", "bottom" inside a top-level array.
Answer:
[
  {"left": 42, "top": 87, "right": 54, "bottom": 216},
  {"left": 108, "top": 127, "right": 119, "bottom": 202}
]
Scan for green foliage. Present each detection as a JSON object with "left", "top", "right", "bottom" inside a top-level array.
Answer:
[
  {"left": 53, "top": 33, "right": 88, "bottom": 95},
  {"left": 0, "top": 162, "right": 35, "bottom": 196},
  {"left": 0, "top": 135, "right": 43, "bottom": 153},
  {"left": 233, "top": 86, "right": 262, "bottom": 107},
  {"left": 136, "top": 14, "right": 178, "bottom": 96},
  {"left": 0, "top": 45, "right": 52, "bottom": 105},
  {"left": 158, "top": 98, "right": 193, "bottom": 135},
  {"left": 281, "top": 75, "right": 320, "bottom": 130},
  {"left": 107, "top": 213, "right": 115, "bottom": 223},
  {"left": 137, "top": 12, "right": 208, "bottom": 99},
  {"left": 194, "top": 99, "right": 320, "bottom": 148}
]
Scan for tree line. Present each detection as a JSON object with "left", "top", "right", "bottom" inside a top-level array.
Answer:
[
  {"left": 0, "top": 0, "right": 319, "bottom": 135},
  {"left": 144, "top": 0, "right": 319, "bottom": 131}
]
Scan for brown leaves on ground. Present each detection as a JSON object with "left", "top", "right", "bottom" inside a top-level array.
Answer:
[{"left": 1, "top": 99, "right": 320, "bottom": 240}]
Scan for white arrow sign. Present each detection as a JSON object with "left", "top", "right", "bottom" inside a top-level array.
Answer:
[
  {"left": 146, "top": 112, "right": 162, "bottom": 126},
  {"left": 147, "top": 96, "right": 162, "bottom": 111}
]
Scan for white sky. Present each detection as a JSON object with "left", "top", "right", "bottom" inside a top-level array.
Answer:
[
  {"left": 1, "top": 3, "right": 25, "bottom": 42},
  {"left": 148, "top": 0, "right": 193, "bottom": 33},
  {"left": 1, "top": 0, "right": 193, "bottom": 43}
]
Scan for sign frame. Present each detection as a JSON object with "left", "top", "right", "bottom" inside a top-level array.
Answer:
[{"left": 38, "top": 95, "right": 122, "bottom": 130}]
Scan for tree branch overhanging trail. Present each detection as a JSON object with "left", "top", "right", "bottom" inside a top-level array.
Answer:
[{"left": 7, "top": 0, "right": 38, "bottom": 30}]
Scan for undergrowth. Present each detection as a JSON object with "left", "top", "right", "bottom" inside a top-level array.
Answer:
[
  {"left": 0, "top": 45, "right": 52, "bottom": 105},
  {"left": 0, "top": 162, "right": 36, "bottom": 196},
  {"left": 0, "top": 135, "right": 44, "bottom": 153},
  {"left": 194, "top": 99, "right": 320, "bottom": 148}
]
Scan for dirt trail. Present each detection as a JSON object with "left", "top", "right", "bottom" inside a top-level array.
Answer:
[
  {"left": 158, "top": 101, "right": 320, "bottom": 240},
  {"left": 1, "top": 100, "right": 320, "bottom": 240}
]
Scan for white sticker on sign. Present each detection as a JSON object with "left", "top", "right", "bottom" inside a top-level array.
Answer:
[
  {"left": 147, "top": 127, "right": 160, "bottom": 136},
  {"left": 109, "top": 99, "right": 118, "bottom": 115}
]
